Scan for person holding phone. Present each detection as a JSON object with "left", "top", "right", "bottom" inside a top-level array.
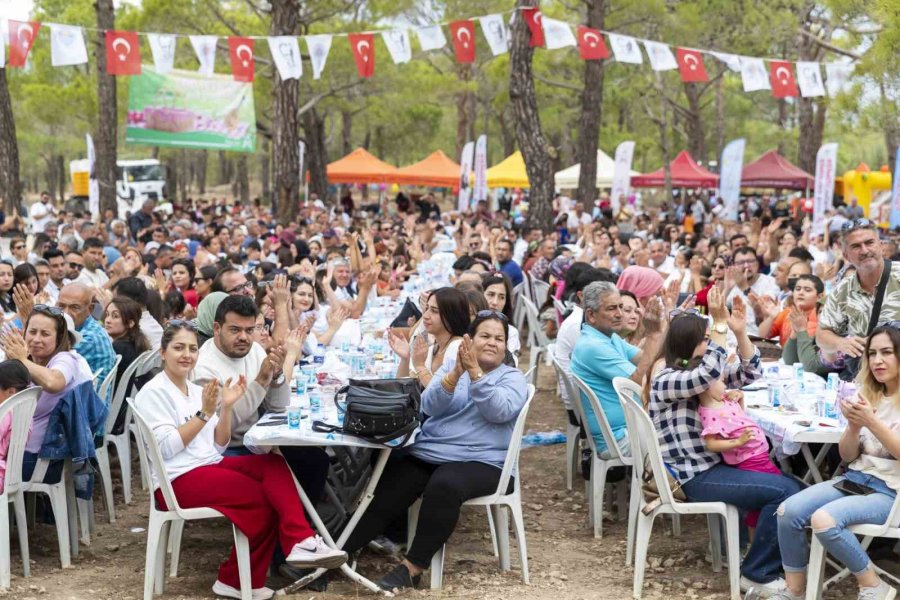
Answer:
[{"left": 765, "top": 324, "right": 900, "bottom": 600}]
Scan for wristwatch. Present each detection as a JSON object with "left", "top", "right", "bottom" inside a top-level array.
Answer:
[
  {"left": 712, "top": 322, "right": 728, "bottom": 335},
  {"left": 471, "top": 369, "right": 485, "bottom": 382},
  {"left": 194, "top": 410, "right": 211, "bottom": 423}
]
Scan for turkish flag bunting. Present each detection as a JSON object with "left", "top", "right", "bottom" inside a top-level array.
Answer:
[
  {"left": 228, "top": 37, "right": 255, "bottom": 82},
  {"left": 576, "top": 27, "right": 608, "bottom": 60},
  {"left": 449, "top": 20, "right": 476, "bottom": 63},
  {"left": 522, "top": 8, "right": 545, "bottom": 47},
  {"left": 348, "top": 33, "right": 375, "bottom": 78},
  {"left": 105, "top": 31, "right": 141, "bottom": 76},
  {"left": 676, "top": 48, "right": 708, "bottom": 83},
  {"left": 8, "top": 20, "right": 41, "bottom": 68},
  {"left": 769, "top": 60, "right": 798, "bottom": 98}
]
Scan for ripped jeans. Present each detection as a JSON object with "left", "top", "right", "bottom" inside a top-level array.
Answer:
[{"left": 777, "top": 470, "right": 897, "bottom": 575}]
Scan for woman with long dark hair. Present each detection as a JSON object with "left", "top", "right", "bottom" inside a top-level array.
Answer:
[
  {"left": 168, "top": 258, "right": 199, "bottom": 308},
  {"left": 481, "top": 274, "right": 521, "bottom": 358}
]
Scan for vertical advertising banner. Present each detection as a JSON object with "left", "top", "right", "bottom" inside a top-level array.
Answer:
[
  {"left": 890, "top": 146, "right": 900, "bottom": 229},
  {"left": 812, "top": 143, "right": 839, "bottom": 236},
  {"left": 610, "top": 140, "right": 635, "bottom": 213},
  {"left": 458, "top": 141, "right": 475, "bottom": 212},
  {"left": 473, "top": 135, "right": 488, "bottom": 204},
  {"left": 86, "top": 133, "right": 99, "bottom": 219},
  {"left": 719, "top": 138, "right": 745, "bottom": 221}
]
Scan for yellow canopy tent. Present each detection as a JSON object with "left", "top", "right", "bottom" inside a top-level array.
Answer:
[{"left": 486, "top": 151, "right": 530, "bottom": 189}]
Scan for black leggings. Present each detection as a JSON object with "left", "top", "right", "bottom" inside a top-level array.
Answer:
[{"left": 343, "top": 452, "right": 510, "bottom": 569}]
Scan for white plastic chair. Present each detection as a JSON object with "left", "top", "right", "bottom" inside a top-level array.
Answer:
[
  {"left": 88, "top": 354, "right": 122, "bottom": 525},
  {"left": 98, "top": 350, "right": 154, "bottom": 506},
  {"left": 550, "top": 355, "right": 582, "bottom": 492},
  {"left": 0, "top": 387, "right": 39, "bottom": 589},
  {"left": 522, "top": 297, "right": 551, "bottom": 386},
  {"left": 128, "top": 351, "right": 163, "bottom": 492},
  {"left": 23, "top": 457, "right": 77, "bottom": 568},
  {"left": 805, "top": 492, "right": 900, "bottom": 599},
  {"left": 408, "top": 384, "right": 535, "bottom": 590},
  {"left": 530, "top": 279, "right": 550, "bottom": 308},
  {"left": 620, "top": 396, "right": 741, "bottom": 600},
  {"left": 570, "top": 373, "right": 632, "bottom": 538},
  {"left": 128, "top": 399, "right": 253, "bottom": 600},
  {"left": 511, "top": 281, "right": 527, "bottom": 333}
]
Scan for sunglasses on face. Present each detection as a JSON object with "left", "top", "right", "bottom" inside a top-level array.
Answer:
[{"left": 69, "top": 262, "right": 84, "bottom": 270}]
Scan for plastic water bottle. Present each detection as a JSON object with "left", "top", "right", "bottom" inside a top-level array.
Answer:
[{"left": 313, "top": 344, "right": 325, "bottom": 365}]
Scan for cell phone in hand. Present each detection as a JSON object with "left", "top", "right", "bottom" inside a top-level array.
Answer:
[{"left": 833, "top": 479, "right": 876, "bottom": 496}]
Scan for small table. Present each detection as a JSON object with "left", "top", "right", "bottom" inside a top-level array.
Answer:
[
  {"left": 744, "top": 388, "right": 844, "bottom": 483},
  {"left": 244, "top": 414, "right": 394, "bottom": 596}
]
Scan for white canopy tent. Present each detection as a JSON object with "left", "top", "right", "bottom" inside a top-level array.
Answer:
[{"left": 554, "top": 149, "right": 639, "bottom": 190}]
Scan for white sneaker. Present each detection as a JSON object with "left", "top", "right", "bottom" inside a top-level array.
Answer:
[
  {"left": 286, "top": 535, "right": 348, "bottom": 569},
  {"left": 740, "top": 576, "right": 787, "bottom": 597},
  {"left": 858, "top": 580, "right": 898, "bottom": 600},
  {"left": 212, "top": 579, "right": 274, "bottom": 600}
]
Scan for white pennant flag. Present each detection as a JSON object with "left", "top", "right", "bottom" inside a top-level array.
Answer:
[
  {"left": 825, "top": 63, "right": 853, "bottom": 96},
  {"left": 796, "top": 62, "right": 825, "bottom": 97},
  {"left": 49, "top": 24, "right": 88, "bottom": 67},
  {"left": 381, "top": 29, "right": 411, "bottom": 64},
  {"left": 710, "top": 51, "right": 741, "bottom": 72},
  {"left": 268, "top": 36, "right": 302, "bottom": 80},
  {"left": 305, "top": 35, "right": 332, "bottom": 80},
  {"left": 189, "top": 35, "right": 218, "bottom": 76},
  {"left": 0, "top": 23, "right": 4, "bottom": 68},
  {"left": 608, "top": 34, "right": 643, "bottom": 64},
  {"left": 644, "top": 41, "right": 677, "bottom": 71},
  {"left": 147, "top": 33, "right": 177, "bottom": 74},
  {"left": 740, "top": 57, "right": 770, "bottom": 92},
  {"left": 416, "top": 25, "right": 447, "bottom": 52},
  {"left": 479, "top": 14, "right": 508, "bottom": 56},
  {"left": 541, "top": 17, "right": 576, "bottom": 50}
]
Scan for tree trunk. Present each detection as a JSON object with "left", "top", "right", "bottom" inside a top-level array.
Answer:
[
  {"left": 217, "top": 151, "right": 229, "bottom": 185},
  {"left": 0, "top": 69, "right": 21, "bottom": 213},
  {"left": 166, "top": 155, "right": 178, "bottom": 203},
  {"left": 235, "top": 155, "right": 249, "bottom": 203},
  {"left": 260, "top": 137, "right": 271, "bottom": 202},
  {"left": 95, "top": 0, "right": 118, "bottom": 218},
  {"left": 341, "top": 110, "right": 353, "bottom": 155},
  {"left": 195, "top": 151, "right": 207, "bottom": 194},
  {"left": 302, "top": 108, "right": 328, "bottom": 200},
  {"left": 796, "top": 24, "right": 826, "bottom": 174},
  {"left": 57, "top": 154, "right": 66, "bottom": 201},
  {"left": 715, "top": 75, "right": 725, "bottom": 163},
  {"left": 682, "top": 82, "right": 707, "bottom": 163},
  {"left": 879, "top": 76, "right": 899, "bottom": 170},
  {"left": 455, "top": 64, "right": 473, "bottom": 158},
  {"left": 509, "top": 0, "right": 554, "bottom": 231},
  {"left": 179, "top": 149, "right": 188, "bottom": 201},
  {"left": 575, "top": 0, "right": 606, "bottom": 206},
  {"left": 498, "top": 107, "right": 516, "bottom": 158},
  {"left": 271, "top": 0, "right": 301, "bottom": 222}
]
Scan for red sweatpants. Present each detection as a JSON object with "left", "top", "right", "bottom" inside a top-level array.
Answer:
[{"left": 155, "top": 454, "right": 315, "bottom": 588}]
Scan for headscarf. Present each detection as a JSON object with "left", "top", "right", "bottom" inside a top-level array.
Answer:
[
  {"left": 549, "top": 256, "right": 573, "bottom": 281},
  {"left": 616, "top": 266, "right": 664, "bottom": 302},
  {"left": 196, "top": 291, "right": 228, "bottom": 337}
]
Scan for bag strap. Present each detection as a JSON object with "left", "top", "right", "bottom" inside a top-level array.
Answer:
[
  {"left": 311, "top": 418, "right": 418, "bottom": 447},
  {"left": 311, "top": 420, "right": 342, "bottom": 434},
  {"left": 866, "top": 260, "right": 892, "bottom": 337}
]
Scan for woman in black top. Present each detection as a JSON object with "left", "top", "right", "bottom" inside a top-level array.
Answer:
[{"left": 104, "top": 296, "right": 151, "bottom": 431}]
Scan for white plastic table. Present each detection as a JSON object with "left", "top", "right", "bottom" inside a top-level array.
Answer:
[
  {"left": 244, "top": 414, "right": 395, "bottom": 595},
  {"left": 744, "top": 387, "right": 844, "bottom": 483}
]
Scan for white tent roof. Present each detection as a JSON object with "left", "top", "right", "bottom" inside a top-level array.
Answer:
[{"left": 554, "top": 149, "right": 639, "bottom": 190}]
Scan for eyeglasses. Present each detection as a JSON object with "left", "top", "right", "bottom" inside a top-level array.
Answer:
[
  {"left": 12, "top": 245, "right": 25, "bottom": 250},
  {"left": 669, "top": 308, "right": 704, "bottom": 320},
  {"left": 841, "top": 218, "right": 874, "bottom": 232},
  {"left": 881, "top": 320, "right": 900, "bottom": 330},
  {"left": 33, "top": 304, "right": 64, "bottom": 317},
  {"left": 476, "top": 310, "right": 508, "bottom": 321},
  {"left": 733, "top": 259, "right": 757, "bottom": 268},
  {"left": 226, "top": 281, "right": 253, "bottom": 293},
  {"left": 69, "top": 262, "right": 84, "bottom": 270},
  {"left": 165, "top": 319, "right": 197, "bottom": 331}
]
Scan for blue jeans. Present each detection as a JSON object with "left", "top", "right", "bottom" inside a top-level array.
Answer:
[
  {"left": 777, "top": 470, "right": 896, "bottom": 575},
  {"left": 682, "top": 463, "right": 803, "bottom": 584}
]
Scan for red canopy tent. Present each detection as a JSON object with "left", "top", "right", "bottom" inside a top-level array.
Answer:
[
  {"left": 631, "top": 151, "right": 719, "bottom": 188},
  {"left": 741, "top": 149, "right": 815, "bottom": 190}
]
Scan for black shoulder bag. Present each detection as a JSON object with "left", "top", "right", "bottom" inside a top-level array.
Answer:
[
  {"left": 312, "top": 378, "right": 421, "bottom": 446},
  {"left": 839, "top": 260, "right": 892, "bottom": 382}
]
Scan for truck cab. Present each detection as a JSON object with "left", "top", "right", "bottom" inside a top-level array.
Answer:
[{"left": 116, "top": 159, "right": 167, "bottom": 219}]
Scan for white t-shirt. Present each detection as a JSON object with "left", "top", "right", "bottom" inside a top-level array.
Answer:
[
  {"left": 141, "top": 311, "right": 164, "bottom": 351},
  {"left": 30, "top": 201, "right": 53, "bottom": 234},
  {"left": 75, "top": 267, "right": 109, "bottom": 289},
  {"left": 566, "top": 212, "right": 592, "bottom": 231},
  {"left": 554, "top": 306, "right": 583, "bottom": 410},
  {"left": 312, "top": 305, "right": 362, "bottom": 348},
  {"left": 850, "top": 397, "right": 900, "bottom": 492},
  {"left": 134, "top": 371, "right": 225, "bottom": 490},
  {"left": 652, "top": 255, "right": 676, "bottom": 276},
  {"left": 726, "top": 273, "right": 780, "bottom": 336}
]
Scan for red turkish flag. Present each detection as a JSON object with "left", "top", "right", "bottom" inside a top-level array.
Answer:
[
  {"left": 228, "top": 37, "right": 255, "bottom": 82},
  {"left": 676, "top": 48, "right": 708, "bottom": 83},
  {"left": 348, "top": 33, "right": 375, "bottom": 78},
  {"left": 522, "top": 8, "right": 545, "bottom": 47},
  {"left": 576, "top": 27, "right": 608, "bottom": 60},
  {"left": 449, "top": 21, "right": 476, "bottom": 64},
  {"left": 7, "top": 20, "right": 41, "bottom": 68},
  {"left": 769, "top": 60, "right": 799, "bottom": 98},
  {"left": 105, "top": 31, "right": 141, "bottom": 76}
]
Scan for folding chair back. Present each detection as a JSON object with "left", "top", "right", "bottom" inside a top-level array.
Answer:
[
  {"left": 97, "top": 355, "right": 123, "bottom": 405},
  {"left": 127, "top": 399, "right": 183, "bottom": 515},
  {"left": 106, "top": 350, "right": 155, "bottom": 436},
  {"left": 620, "top": 396, "right": 681, "bottom": 508},
  {"left": 0, "top": 388, "right": 41, "bottom": 495},
  {"left": 571, "top": 373, "right": 631, "bottom": 466},
  {"left": 521, "top": 297, "right": 549, "bottom": 348},
  {"left": 490, "top": 384, "right": 535, "bottom": 500}
]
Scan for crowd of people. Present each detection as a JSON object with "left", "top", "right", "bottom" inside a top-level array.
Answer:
[{"left": 0, "top": 187, "right": 897, "bottom": 599}]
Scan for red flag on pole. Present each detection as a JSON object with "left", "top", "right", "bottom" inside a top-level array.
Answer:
[
  {"left": 228, "top": 37, "right": 255, "bottom": 82},
  {"left": 576, "top": 27, "right": 608, "bottom": 60},
  {"left": 522, "top": 8, "right": 545, "bottom": 47},
  {"left": 105, "top": 31, "right": 141, "bottom": 76},
  {"left": 449, "top": 20, "right": 476, "bottom": 64},
  {"left": 7, "top": 20, "right": 41, "bottom": 68},
  {"left": 675, "top": 48, "right": 708, "bottom": 83},
  {"left": 769, "top": 61, "right": 799, "bottom": 98},
  {"left": 348, "top": 33, "right": 375, "bottom": 78}
]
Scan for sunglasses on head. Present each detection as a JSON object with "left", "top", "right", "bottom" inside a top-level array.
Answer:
[
  {"left": 165, "top": 319, "right": 197, "bottom": 331},
  {"left": 476, "top": 310, "right": 508, "bottom": 321},
  {"left": 669, "top": 308, "right": 705, "bottom": 320},
  {"left": 841, "top": 218, "right": 874, "bottom": 232},
  {"left": 33, "top": 304, "right": 64, "bottom": 318}
]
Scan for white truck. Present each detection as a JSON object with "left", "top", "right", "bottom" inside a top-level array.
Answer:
[{"left": 69, "top": 158, "right": 168, "bottom": 218}]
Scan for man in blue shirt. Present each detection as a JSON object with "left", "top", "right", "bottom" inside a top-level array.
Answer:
[
  {"left": 57, "top": 283, "right": 116, "bottom": 385},
  {"left": 570, "top": 282, "right": 665, "bottom": 456},
  {"left": 495, "top": 239, "right": 523, "bottom": 287}
]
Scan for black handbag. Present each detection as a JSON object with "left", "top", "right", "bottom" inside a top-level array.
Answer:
[{"left": 312, "top": 378, "right": 421, "bottom": 446}]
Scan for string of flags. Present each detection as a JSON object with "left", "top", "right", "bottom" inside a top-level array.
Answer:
[{"left": 0, "top": 9, "right": 854, "bottom": 98}]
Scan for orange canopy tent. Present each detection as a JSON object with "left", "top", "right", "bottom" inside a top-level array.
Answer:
[
  {"left": 394, "top": 150, "right": 461, "bottom": 188},
  {"left": 326, "top": 147, "right": 398, "bottom": 184}
]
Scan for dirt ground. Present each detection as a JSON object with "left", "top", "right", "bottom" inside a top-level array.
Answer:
[{"left": 4, "top": 364, "right": 898, "bottom": 600}]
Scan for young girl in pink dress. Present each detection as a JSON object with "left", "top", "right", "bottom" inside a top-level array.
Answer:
[{"left": 696, "top": 367, "right": 781, "bottom": 532}]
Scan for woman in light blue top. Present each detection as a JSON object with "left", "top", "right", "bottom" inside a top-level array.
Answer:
[{"left": 344, "top": 311, "right": 527, "bottom": 592}]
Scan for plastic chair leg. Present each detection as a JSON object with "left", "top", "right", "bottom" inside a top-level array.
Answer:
[
  {"left": 233, "top": 526, "right": 252, "bottom": 600},
  {"left": 591, "top": 460, "right": 609, "bottom": 538},
  {"left": 616, "top": 480, "right": 628, "bottom": 521},
  {"left": 806, "top": 536, "right": 828, "bottom": 600},
  {"left": 633, "top": 513, "right": 655, "bottom": 600},
  {"left": 626, "top": 475, "right": 640, "bottom": 566},
  {"left": 0, "top": 500, "right": 10, "bottom": 589},
  {"left": 725, "top": 508, "right": 740, "bottom": 600},
  {"left": 47, "top": 486, "right": 72, "bottom": 568},
  {"left": 154, "top": 521, "right": 170, "bottom": 595},
  {"left": 670, "top": 514, "right": 681, "bottom": 537},
  {"left": 112, "top": 435, "right": 133, "bottom": 505},
  {"left": 132, "top": 426, "right": 150, "bottom": 492},
  {"left": 493, "top": 505, "right": 510, "bottom": 571},
  {"left": 63, "top": 467, "right": 79, "bottom": 559},
  {"left": 407, "top": 499, "right": 421, "bottom": 551},
  {"left": 430, "top": 544, "right": 444, "bottom": 590},
  {"left": 565, "top": 425, "right": 577, "bottom": 491},
  {"left": 95, "top": 447, "right": 116, "bottom": 523},
  {"left": 77, "top": 498, "right": 92, "bottom": 546},
  {"left": 168, "top": 520, "right": 184, "bottom": 577},
  {"left": 707, "top": 514, "right": 723, "bottom": 572},
  {"left": 13, "top": 494, "right": 29, "bottom": 578},
  {"left": 486, "top": 507, "right": 498, "bottom": 558},
  {"left": 510, "top": 501, "right": 529, "bottom": 584},
  {"left": 143, "top": 514, "right": 163, "bottom": 600}
]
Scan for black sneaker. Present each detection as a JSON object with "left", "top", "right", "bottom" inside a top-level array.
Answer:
[{"left": 377, "top": 564, "right": 421, "bottom": 592}]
